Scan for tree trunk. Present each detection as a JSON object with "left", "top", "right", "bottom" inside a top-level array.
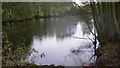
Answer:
[{"left": 90, "top": 2, "right": 120, "bottom": 43}]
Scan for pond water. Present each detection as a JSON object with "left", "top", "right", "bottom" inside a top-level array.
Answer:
[{"left": 24, "top": 16, "right": 96, "bottom": 66}]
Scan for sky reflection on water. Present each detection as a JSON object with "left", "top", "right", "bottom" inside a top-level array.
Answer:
[{"left": 27, "top": 16, "right": 95, "bottom": 66}]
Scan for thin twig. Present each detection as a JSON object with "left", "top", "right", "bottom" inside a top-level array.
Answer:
[{"left": 87, "top": 36, "right": 94, "bottom": 43}]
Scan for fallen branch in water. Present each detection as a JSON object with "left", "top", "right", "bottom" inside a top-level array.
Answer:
[
  {"left": 84, "top": 20, "right": 99, "bottom": 62},
  {"left": 67, "top": 35, "right": 89, "bottom": 39}
]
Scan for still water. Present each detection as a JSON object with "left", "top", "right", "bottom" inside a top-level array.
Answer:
[{"left": 25, "top": 16, "right": 96, "bottom": 66}]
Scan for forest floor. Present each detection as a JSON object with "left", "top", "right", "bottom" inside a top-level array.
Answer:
[{"left": 95, "top": 41, "right": 120, "bottom": 66}]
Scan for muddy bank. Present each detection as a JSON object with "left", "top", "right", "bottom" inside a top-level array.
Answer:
[{"left": 95, "top": 41, "right": 120, "bottom": 66}]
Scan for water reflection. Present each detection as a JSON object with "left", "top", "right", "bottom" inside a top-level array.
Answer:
[{"left": 27, "top": 16, "right": 95, "bottom": 66}]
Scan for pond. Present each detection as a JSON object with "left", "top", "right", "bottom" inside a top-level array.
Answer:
[
  {"left": 3, "top": 15, "right": 96, "bottom": 66},
  {"left": 24, "top": 16, "right": 96, "bottom": 66}
]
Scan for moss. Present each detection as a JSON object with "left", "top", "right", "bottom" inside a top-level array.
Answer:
[{"left": 115, "top": 62, "right": 120, "bottom": 66}]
